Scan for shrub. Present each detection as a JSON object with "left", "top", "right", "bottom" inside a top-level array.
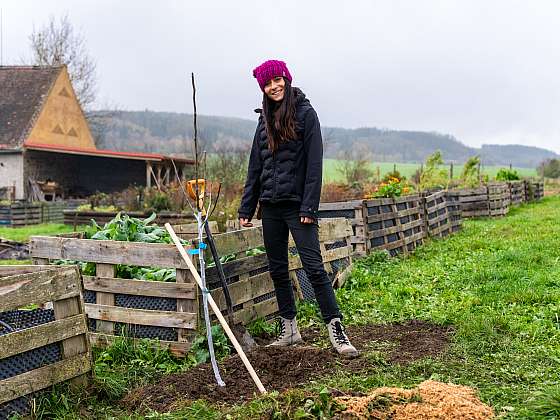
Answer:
[
  {"left": 419, "top": 151, "right": 449, "bottom": 191},
  {"left": 495, "top": 168, "right": 521, "bottom": 181}
]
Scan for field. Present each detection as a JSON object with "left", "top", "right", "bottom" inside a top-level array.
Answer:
[
  {"left": 322, "top": 158, "right": 538, "bottom": 183},
  {"left": 17, "top": 195, "right": 558, "bottom": 419}
]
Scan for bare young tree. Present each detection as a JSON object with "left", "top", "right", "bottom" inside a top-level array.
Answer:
[
  {"left": 336, "top": 143, "right": 374, "bottom": 186},
  {"left": 29, "top": 15, "right": 97, "bottom": 109},
  {"left": 207, "top": 140, "right": 250, "bottom": 199}
]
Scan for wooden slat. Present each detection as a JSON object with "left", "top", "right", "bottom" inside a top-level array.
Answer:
[
  {"left": 85, "top": 304, "right": 196, "bottom": 329},
  {"left": 366, "top": 212, "right": 399, "bottom": 223},
  {"left": 318, "top": 200, "right": 363, "bottom": 211},
  {"left": 0, "top": 352, "right": 91, "bottom": 405},
  {"left": 30, "top": 236, "right": 189, "bottom": 269},
  {"left": 206, "top": 253, "right": 269, "bottom": 282},
  {"left": 211, "top": 272, "right": 275, "bottom": 310},
  {"left": 88, "top": 332, "right": 190, "bottom": 357},
  {"left": 95, "top": 264, "right": 115, "bottom": 335},
  {"left": 233, "top": 298, "right": 278, "bottom": 325},
  {"left": 0, "top": 265, "right": 53, "bottom": 277},
  {"left": 0, "top": 314, "right": 87, "bottom": 359},
  {"left": 288, "top": 246, "right": 350, "bottom": 270},
  {"left": 0, "top": 266, "right": 81, "bottom": 312},
  {"left": 82, "top": 276, "right": 196, "bottom": 299}
]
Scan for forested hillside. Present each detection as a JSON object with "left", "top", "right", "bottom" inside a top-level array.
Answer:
[{"left": 89, "top": 110, "right": 559, "bottom": 168}]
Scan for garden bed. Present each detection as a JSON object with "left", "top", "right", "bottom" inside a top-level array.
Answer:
[{"left": 29, "top": 218, "right": 352, "bottom": 353}]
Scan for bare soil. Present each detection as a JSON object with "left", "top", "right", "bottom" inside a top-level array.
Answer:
[{"left": 122, "top": 320, "right": 453, "bottom": 412}]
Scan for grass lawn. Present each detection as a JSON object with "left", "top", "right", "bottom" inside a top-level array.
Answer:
[
  {"left": 0, "top": 223, "right": 79, "bottom": 243},
  {"left": 323, "top": 158, "right": 538, "bottom": 183},
  {"left": 29, "top": 196, "right": 560, "bottom": 419},
  {"left": 0, "top": 259, "right": 31, "bottom": 265}
]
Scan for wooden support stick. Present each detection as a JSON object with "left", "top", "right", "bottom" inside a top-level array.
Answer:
[{"left": 164, "top": 223, "right": 267, "bottom": 395}]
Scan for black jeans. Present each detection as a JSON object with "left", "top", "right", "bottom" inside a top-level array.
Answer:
[{"left": 261, "top": 201, "right": 342, "bottom": 323}]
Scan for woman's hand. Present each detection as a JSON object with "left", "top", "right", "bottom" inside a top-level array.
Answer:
[
  {"left": 300, "top": 216, "right": 314, "bottom": 224},
  {"left": 239, "top": 218, "right": 253, "bottom": 228}
]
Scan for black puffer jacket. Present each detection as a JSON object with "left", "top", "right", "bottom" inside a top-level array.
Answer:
[{"left": 238, "top": 88, "right": 323, "bottom": 221}]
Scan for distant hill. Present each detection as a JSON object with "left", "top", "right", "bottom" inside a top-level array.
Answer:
[{"left": 88, "top": 110, "right": 559, "bottom": 168}]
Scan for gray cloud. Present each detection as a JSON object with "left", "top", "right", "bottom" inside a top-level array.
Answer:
[{"left": 2, "top": 0, "right": 559, "bottom": 152}]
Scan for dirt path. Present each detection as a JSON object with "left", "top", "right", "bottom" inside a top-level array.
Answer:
[{"left": 122, "top": 320, "right": 452, "bottom": 412}]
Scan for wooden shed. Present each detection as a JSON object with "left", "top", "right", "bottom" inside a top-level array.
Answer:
[{"left": 0, "top": 65, "right": 193, "bottom": 201}]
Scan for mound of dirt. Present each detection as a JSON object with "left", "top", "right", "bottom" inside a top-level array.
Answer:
[
  {"left": 121, "top": 320, "right": 452, "bottom": 412},
  {"left": 122, "top": 346, "right": 336, "bottom": 411},
  {"left": 336, "top": 380, "right": 494, "bottom": 419}
]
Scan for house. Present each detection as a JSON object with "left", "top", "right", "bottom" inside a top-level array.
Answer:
[{"left": 0, "top": 65, "right": 193, "bottom": 200}]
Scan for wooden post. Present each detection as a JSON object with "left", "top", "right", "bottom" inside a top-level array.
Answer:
[
  {"left": 146, "top": 162, "right": 152, "bottom": 188},
  {"left": 376, "top": 166, "right": 380, "bottom": 182},
  {"left": 95, "top": 264, "right": 115, "bottom": 334},
  {"left": 176, "top": 268, "right": 197, "bottom": 342},
  {"left": 450, "top": 162, "right": 454, "bottom": 180},
  {"left": 477, "top": 162, "right": 481, "bottom": 184}
]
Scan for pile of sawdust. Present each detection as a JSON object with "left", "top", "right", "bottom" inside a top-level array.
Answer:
[{"left": 336, "top": 380, "right": 494, "bottom": 419}]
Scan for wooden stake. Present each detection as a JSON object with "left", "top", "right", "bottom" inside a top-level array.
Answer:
[{"left": 164, "top": 223, "right": 267, "bottom": 395}]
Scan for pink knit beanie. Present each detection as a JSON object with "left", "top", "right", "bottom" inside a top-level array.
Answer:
[{"left": 252, "top": 60, "right": 292, "bottom": 92}]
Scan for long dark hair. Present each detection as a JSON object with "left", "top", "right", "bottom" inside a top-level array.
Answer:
[{"left": 262, "top": 78, "right": 297, "bottom": 152}]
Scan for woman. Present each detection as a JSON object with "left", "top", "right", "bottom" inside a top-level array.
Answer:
[{"left": 238, "top": 59, "right": 358, "bottom": 357}]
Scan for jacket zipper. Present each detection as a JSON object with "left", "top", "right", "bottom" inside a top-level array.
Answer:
[{"left": 272, "top": 152, "right": 277, "bottom": 201}]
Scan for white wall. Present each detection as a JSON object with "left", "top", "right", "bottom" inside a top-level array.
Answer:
[{"left": 0, "top": 153, "right": 24, "bottom": 200}]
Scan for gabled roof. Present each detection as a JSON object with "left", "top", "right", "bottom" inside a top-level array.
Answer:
[{"left": 0, "top": 66, "right": 63, "bottom": 150}]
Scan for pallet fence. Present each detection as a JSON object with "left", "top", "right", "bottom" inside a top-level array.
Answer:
[{"left": 0, "top": 265, "right": 91, "bottom": 419}]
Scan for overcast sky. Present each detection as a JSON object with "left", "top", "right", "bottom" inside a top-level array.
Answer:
[{"left": 2, "top": 0, "right": 559, "bottom": 153}]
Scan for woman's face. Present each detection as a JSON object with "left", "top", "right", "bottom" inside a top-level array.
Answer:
[{"left": 264, "top": 76, "right": 285, "bottom": 102}]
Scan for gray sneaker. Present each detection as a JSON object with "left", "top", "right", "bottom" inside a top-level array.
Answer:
[
  {"left": 327, "top": 318, "right": 359, "bottom": 358},
  {"left": 267, "top": 317, "right": 303, "bottom": 347}
]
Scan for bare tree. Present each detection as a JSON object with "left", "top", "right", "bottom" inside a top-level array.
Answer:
[
  {"left": 207, "top": 140, "right": 250, "bottom": 199},
  {"left": 29, "top": 15, "right": 97, "bottom": 109},
  {"left": 336, "top": 143, "right": 374, "bottom": 186}
]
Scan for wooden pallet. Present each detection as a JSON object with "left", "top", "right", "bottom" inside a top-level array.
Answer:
[
  {"left": 423, "top": 190, "right": 451, "bottom": 237},
  {"left": 525, "top": 180, "right": 544, "bottom": 201},
  {"left": 455, "top": 187, "right": 490, "bottom": 218},
  {"left": 318, "top": 200, "right": 367, "bottom": 256},
  {"left": 508, "top": 181, "right": 525, "bottom": 206},
  {"left": 446, "top": 190, "right": 463, "bottom": 233},
  {"left": 0, "top": 265, "right": 92, "bottom": 414},
  {"left": 29, "top": 238, "right": 198, "bottom": 356},
  {"left": 488, "top": 183, "right": 510, "bottom": 217},
  {"left": 203, "top": 218, "right": 353, "bottom": 321},
  {"left": 0, "top": 203, "right": 42, "bottom": 227},
  {"left": 364, "top": 195, "right": 425, "bottom": 256}
]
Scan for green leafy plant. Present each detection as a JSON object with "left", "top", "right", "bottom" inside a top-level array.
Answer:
[
  {"left": 495, "top": 168, "right": 521, "bottom": 181},
  {"left": 419, "top": 151, "right": 449, "bottom": 191},
  {"left": 189, "top": 325, "right": 231, "bottom": 364},
  {"left": 460, "top": 156, "right": 481, "bottom": 188}
]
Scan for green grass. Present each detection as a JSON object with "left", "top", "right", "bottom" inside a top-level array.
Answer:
[
  {"left": 0, "top": 259, "right": 31, "bottom": 265},
  {"left": 323, "top": 158, "right": 537, "bottom": 183},
  {"left": 30, "top": 197, "right": 560, "bottom": 418},
  {"left": 0, "top": 223, "right": 79, "bottom": 243}
]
